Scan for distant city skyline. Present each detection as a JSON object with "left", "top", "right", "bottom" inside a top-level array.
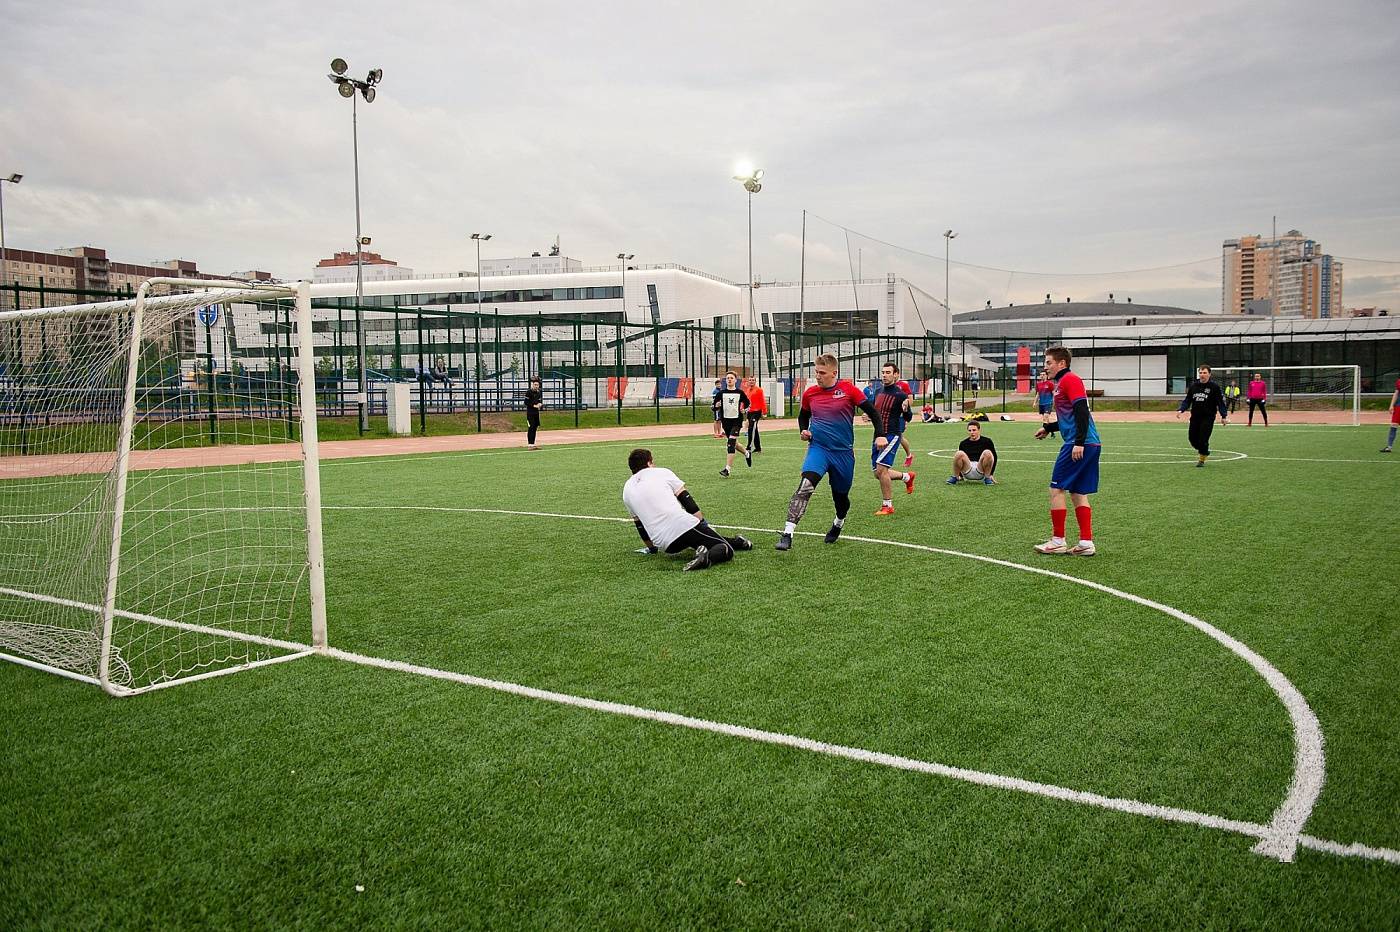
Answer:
[{"left": 1, "top": 0, "right": 1397, "bottom": 313}]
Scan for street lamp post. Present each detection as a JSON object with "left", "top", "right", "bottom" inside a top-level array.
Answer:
[
  {"left": 472, "top": 233, "right": 491, "bottom": 414},
  {"left": 943, "top": 229, "right": 957, "bottom": 412},
  {"left": 0, "top": 173, "right": 22, "bottom": 301},
  {"left": 617, "top": 253, "right": 634, "bottom": 422},
  {"left": 732, "top": 165, "right": 763, "bottom": 337},
  {"left": 328, "top": 58, "right": 382, "bottom": 434},
  {"left": 617, "top": 253, "right": 634, "bottom": 322}
]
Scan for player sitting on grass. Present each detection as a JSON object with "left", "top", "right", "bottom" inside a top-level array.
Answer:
[
  {"left": 623, "top": 449, "right": 753, "bottom": 571},
  {"left": 871, "top": 362, "right": 916, "bottom": 515},
  {"left": 947, "top": 420, "right": 997, "bottom": 485},
  {"left": 776, "top": 353, "right": 886, "bottom": 551}
]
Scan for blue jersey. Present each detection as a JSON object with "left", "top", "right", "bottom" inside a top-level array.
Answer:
[
  {"left": 1054, "top": 370, "right": 1100, "bottom": 445},
  {"left": 802, "top": 380, "right": 865, "bottom": 452}
]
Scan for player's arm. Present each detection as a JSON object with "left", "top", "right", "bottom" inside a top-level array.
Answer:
[
  {"left": 1216, "top": 387, "right": 1229, "bottom": 422},
  {"left": 1176, "top": 388, "right": 1190, "bottom": 417},
  {"left": 630, "top": 515, "right": 659, "bottom": 553},
  {"left": 739, "top": 392, "right": 750, "bottom": 413},
  {"left": 798, "top": 406, "right": 812, "bottom": 435},
  {"left": 858, "top": 398, "right": 886, "bottom": 438},
  {"left": 674, "top": 487, "right": 703, "bottom": 522}
]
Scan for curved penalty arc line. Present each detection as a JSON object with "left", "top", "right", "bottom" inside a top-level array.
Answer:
[{"left": 324, "top": 504, "right": 1324, "bottom": 862}]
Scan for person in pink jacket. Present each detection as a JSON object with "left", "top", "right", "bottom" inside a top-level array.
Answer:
[{"left": 1246, "top": 373, "right": 1269, "bottom": 426}]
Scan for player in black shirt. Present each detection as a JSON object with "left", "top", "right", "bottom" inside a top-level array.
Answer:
[
  {"left": 947, "top": 420, "right": 997, "bottom": 485},
  {"left": 524, "top": 377, "right": 544, "bottom": 450},
  {"left": 712, "top": 371, "right": 752, "bottom": 476},
  {"left": 1176, "top": 365, "right": 1229, "bottom": 466},
  {"left": 870, "top": 362, "right": 916, "bottom": 513}
]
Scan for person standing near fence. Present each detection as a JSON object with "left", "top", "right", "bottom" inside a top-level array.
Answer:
[
  {"left": 1383, "top": 378, "right": 1399, "bottom": 452},
  {"left": 524, "top": 377, "right": 543, "bottom": 450},
  {"left": 1035, "top": 369, "right": 1058, "bottom": 437},
  {"left": 1176, "top": 365, "right": 1228, "bottom": 466},
  {"left": 711, "top": 379, "right": 724, "bottom": 438},
  {"left": 1246, "top": 373, "right": 1269, "bottom": 426},
  {"left": 744, "top": 377, "right": 767, "bottom": 454},
  {"left": 1225, "top": 379, "right": 1240, "bottom": 415}
]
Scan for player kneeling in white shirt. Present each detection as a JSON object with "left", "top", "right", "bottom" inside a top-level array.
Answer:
[{"left": 623, "top": 448, "right": 753, "bottom": 571}]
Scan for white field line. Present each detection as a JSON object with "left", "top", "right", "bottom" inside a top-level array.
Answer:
[
  {"left": 925, "top": 448, "right": 1249, "bottom": 465},
  {"left": 322, "top": 505, "right": 1330, "bottom": 863},
  {"left": 8, "top": 508, "right": 1394, "bottom": 865}
]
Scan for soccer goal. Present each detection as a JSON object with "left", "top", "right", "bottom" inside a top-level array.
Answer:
[
  {"left": 0, "top": 278, "right": 327, "bottom": 696},
  {"left": 1215, "top": 366, "right": 1362, "bottom": 426}
]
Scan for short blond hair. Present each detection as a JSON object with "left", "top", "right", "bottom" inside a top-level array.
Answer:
[{"left": 815, "top": 353, "right": 839, "bottom": 370}]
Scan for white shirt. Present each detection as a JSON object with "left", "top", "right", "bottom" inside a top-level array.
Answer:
[{"left": 622, "top": 466, "right": 699, "bottom": 551}]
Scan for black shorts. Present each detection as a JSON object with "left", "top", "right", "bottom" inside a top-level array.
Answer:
[{"left": 721, "top": 418, "right": 744, "bottom": 438}]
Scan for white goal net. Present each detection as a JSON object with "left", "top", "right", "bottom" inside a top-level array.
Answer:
[
  {"left": 0, "top": 279, "right": 326, "bottom": 695},
  {"left": 1214, "top": 366, "right": 1361, "bottom": 426}
]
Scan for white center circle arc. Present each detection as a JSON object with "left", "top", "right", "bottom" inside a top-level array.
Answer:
[{"left": 325, "top": 504, "right": 1334, "bottom": 862}]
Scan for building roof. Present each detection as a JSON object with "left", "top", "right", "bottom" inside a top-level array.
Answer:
[{"left": 954, "top": 301, "right": 1203, "bottom": 324}]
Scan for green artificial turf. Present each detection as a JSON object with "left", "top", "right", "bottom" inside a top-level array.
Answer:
[{"left": 2, "top": 420, "right": 1398, "bottom": 929}]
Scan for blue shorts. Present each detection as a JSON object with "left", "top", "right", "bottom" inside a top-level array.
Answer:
[
  {"left": 871, "top": 434, "right": 902, "bottom": 470},
  {"left": 1050, "top": 443, "right": 1100, "bottom": 495},
  {"left": 1039, "top": 402, "right": 1053, "bottom": 416},
  {"left": 802, "top": 445, "right": 856, "bottom": 495}
]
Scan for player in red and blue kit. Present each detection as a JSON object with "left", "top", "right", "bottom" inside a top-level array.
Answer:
[
  {"left": 1033, "top": 345, "right": 1100, "bottom": 556},
  {"left": 1035, "top": 369, "right": 1058, "bottom": 437},
  {"left": 775, "top": 353, "right": 886, "bottom": 551}
]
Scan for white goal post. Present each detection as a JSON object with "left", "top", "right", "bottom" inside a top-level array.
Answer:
[
  {"left": 1213, "top": 366, "right": 1361, "bottom": 426},
  {"left": 0, "top": 279, "right": 327, "bottom": 696}
]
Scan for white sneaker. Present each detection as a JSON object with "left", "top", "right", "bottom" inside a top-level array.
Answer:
[
  {"left": 1068, "top": 540, "right": 1096, "bottom": 557},
  {"left": 1034, "top": 538, "right": 1069, "bottom": 554}
]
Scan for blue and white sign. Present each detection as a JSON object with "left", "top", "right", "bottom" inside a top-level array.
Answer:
[{"left": 197, "top": 305, "right": 219, "bottom": 326}]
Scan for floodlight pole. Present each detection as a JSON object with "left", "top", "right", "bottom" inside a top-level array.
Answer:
[
  {"left": 352, "top": 92, "right": 369, "bottom": 433},
  {"left": 0, "top": 173, "right": 20, "bottom": 298},
  {"left": 944, "top": 229, "right": 957, "bottom": 412}
]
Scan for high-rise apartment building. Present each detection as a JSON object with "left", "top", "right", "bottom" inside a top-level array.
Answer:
[{"left": 1222, "top": 231, "right": 1343, "bottom": 318}]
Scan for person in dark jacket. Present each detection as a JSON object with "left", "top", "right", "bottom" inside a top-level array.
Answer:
[
  {"left": 525, "top": 377, "right": 544, "bottom": 450},
  {"left": 1176, "top": 365, "right": 1229, "bottom": 466}
]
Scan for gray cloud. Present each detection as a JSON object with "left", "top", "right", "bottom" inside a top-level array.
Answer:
[{"left": 2, "top": 0, "right": 1397, "bottom": 310}]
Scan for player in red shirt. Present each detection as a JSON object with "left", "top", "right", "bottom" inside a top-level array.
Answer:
[
  {"left": 775, "top": 353, "right": 886, "bottom": 551},
  {"left": 1384, "top": 378, "right": 1400, "bottom": 452},
  {"left": 896, "top": 378, "right": 915, "bottom": 466}
]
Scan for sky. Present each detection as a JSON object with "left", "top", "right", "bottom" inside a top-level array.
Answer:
[{"left": 2, "top": 0, "right": 1398, "bottom": 313}]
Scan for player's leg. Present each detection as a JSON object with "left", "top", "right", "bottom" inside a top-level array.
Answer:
[
  {"left": 1386, "top": 406, "right": 1399, "bottom": 451},
  {"left": 723, "top": 432, "right": 737, "bottom": 475},
  {"left": 825, "top": 451, "right": 856, "bottom": 542},
  {"left": 1260, "top": 401, "right": 1268, "bottom": 426},
  {"left": 1035, "top": 448, "right": 1074, "bottom": 553},
  {"left": 901, "top": 433, "right": 913, "bottom": 467},
  {"left": 871, "top": 439, "right": 900, "bottom": 513},
  {"left": 1067, "top": 490, "right": 1094, "bottom": 555},
  {"left": 777, "top": 463, "right": 826, "bottom": 550},
  {"left": 1195, "top": 418, "right": 1214, "bottom": 464},
  {"left": 949, "top": 451, "right": 970, "bottom": 483},
  {"left": 978, "top": 451, "right": 997, "bottom": 484}
]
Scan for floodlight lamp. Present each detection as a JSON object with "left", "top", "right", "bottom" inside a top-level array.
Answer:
[
  {"left": 618, "top": 253, "right": 634, "bottom": 260},
  {"left": 338, "top": 81, "right": 356, "bottom": 98},
  {"left": 367, "top": 68, "right": 383, "bottom": 85},
  {"left": 4, "top": 174, "right": 20, "bottom": 184},
  {"left": 733, "top": 162, "right": 753, "bottom": 180},
  {"left": 753, "top": 169, "right": 764, "bottom": 181},
  {"left": 359, "top": 236, "right": 371, "bottom": 245},
  {"left": 331, "top": 58, "right": 348, "bottom": 75},
  {"left": 361, "top": 86, "right": 376, "bottom": 103},
  {"left": 472, "top": 233, "right": 491, "bottom": 241}
]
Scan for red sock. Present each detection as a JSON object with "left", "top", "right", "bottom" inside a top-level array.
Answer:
[
  {"left": 1051, "top": 508, "right": 1067, "bottom": 538},
  {"left": 1075, "top": 505, "right": 1092, "bottom": 541}
]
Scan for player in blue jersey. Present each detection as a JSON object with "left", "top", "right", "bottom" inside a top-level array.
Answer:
[
  {"left": 776, "top": 353, "right": 887, "bottom": 551},
  {"left": 870, "top": 362, "right": 915, "bottom": 515},
  {"left": 1032, "top": 345, "right": 1100, "bottom": 556}
]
